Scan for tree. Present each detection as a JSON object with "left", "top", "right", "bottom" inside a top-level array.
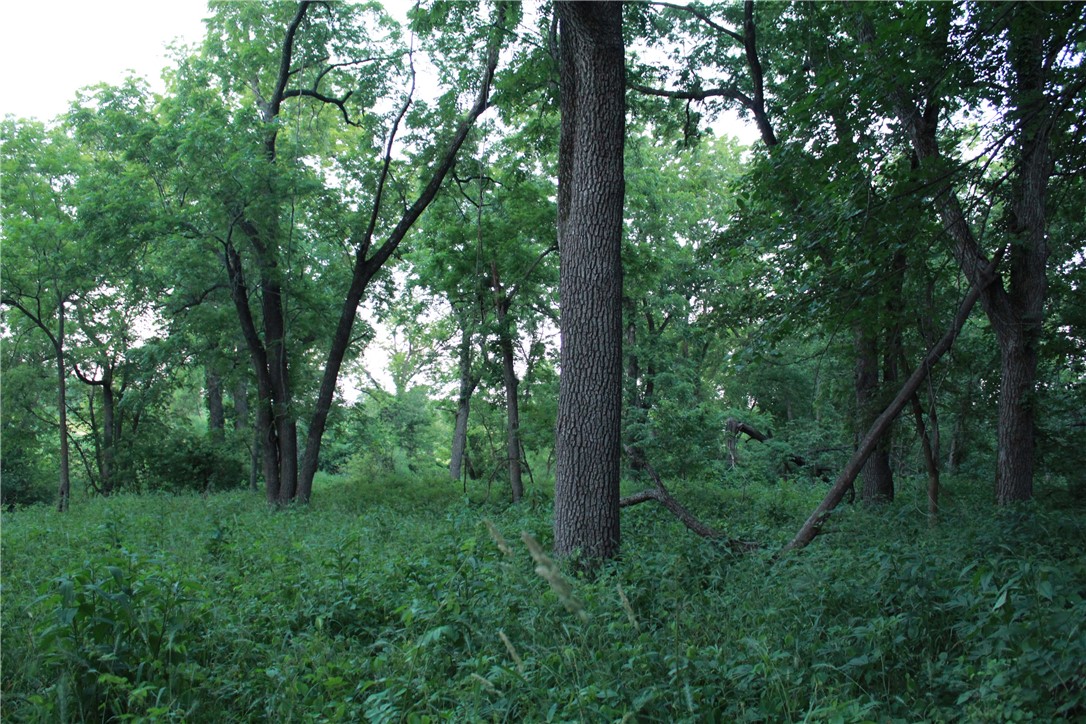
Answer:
[
  {"left": 553, "top": 1, "right": 626, "bottom": 562},
  {"left": 1, "top": 119, "right": 86, "bottom": 511},
  {"left": 412, "top": 137, "right": 558, "bottom": 500},
  {"left": 866, "top": 1, "right": 1086, "bottom": 502},
  {"left": 621, "top": 132, "right": 745, "bottom": 480},
  {"left": 154, "top": 1, "right": 515, "bottom": 504}
]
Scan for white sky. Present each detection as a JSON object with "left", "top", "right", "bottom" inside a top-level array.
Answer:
[
  {"left": 0, "top": 1, "right": 758, "bottom": 142},
  {"left": 0, "top": 0, "right": 211, "bottom": 123}
]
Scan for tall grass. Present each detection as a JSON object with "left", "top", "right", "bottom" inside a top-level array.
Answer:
[{"left": 2, "top": 474, "right": 1084, "bottom": 721}]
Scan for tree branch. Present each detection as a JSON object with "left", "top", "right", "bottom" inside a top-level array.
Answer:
[
  {"left": 628, "top": 81, "right": 754, "bottom": 108},
  {"left": 281, "top": 88, "right": 363, "bottom": 127},
  {"left": 620, "top": 445, "right": 759, "bottom": 551},
  {"left": 649, "top": 1, "right": 743, "bottom": 43}
]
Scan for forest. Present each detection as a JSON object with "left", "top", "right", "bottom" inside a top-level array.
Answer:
[{"left": 2, "top": 1, "right": 1085, "bottom": 720}]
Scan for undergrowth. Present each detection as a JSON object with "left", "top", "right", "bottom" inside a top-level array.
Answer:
[{"left": 2, "top": 475, "right": 1084, "bottom": 722}]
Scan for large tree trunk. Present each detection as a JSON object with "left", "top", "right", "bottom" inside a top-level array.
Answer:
[
  {"left": 996, "top": 340, "right": 1038, "bottom": 502},
  {"left": 254, "top": 242, "right": 299, "bottom": 504},
  {"left": 994, "top": 5, "right": 1051, "bottom": 503},
  {"left": 855, "top": 325, "right": 894, "bottom": 503},
  {"left": 553, "top": 1, "right": 626, "bottom": 563}
]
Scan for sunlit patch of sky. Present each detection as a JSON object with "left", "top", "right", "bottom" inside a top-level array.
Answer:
[{"left": 0, "top": 1, "right": 211, "bottom": 123}]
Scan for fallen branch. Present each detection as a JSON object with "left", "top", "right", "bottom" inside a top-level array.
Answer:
[
  {"left": 621, "top": 446, "right": 759, "bottom": 552},
  {"left": 779, "top": 250, "right": 1004, "bottom": 555}
]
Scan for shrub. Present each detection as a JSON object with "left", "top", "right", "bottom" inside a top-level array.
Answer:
[{"left": 26, "top": 552, "right": 208, "bottom": 720}]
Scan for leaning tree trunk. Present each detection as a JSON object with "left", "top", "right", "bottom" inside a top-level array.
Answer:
[
  {"left": 782, "top": 253, "right": 1002, "bottom": 553},
  {"left": 553, "top": 1, "right": 626, "bottom": 563},
  {"left": 294, "top": 8, "right": 509, "bottom": 503}
]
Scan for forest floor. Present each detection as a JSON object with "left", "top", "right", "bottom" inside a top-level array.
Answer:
[{"left": 2, "top": 472, "right": 1084, "bottom": 722}]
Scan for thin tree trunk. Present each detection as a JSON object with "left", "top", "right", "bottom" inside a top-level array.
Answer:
[
  {"left": 947, "top": 412, "right": 963, "bottom": 474},
  {"left": 900, "top": 351, "right": 940, "bottom": 519},
  {"left": 99, "top": 369, "right": 116, "bottom": 495},
  {"left": 55, "top": 302, "right": 71, "bottom": 512},
  {"left": 449, "top": 323, "right": 478, "bottom": 482},
  {"left": 234, "top": 375, "right": 249, "bottom": 431},
  {"left": 499, "top": 331, "right": 523, "bottom": 502},
  {"left": 250, "top": 426, "right": 262, "bottom": 493},
  {"left": 855, "top": 325, "right": 894, "bottom": 503},
  {"left": 908, "top": 391, "right": 940, "bottom": 520},
  {"left": 553, "top": 1, "right": 626, "bottom": 563},
  {"left": 206, "top": 367, "right": 226, "bottom": 443},
  {"left": 493, "top": 264, "right": 524, "bottom": 503},
  {"left": 295, "top": 11, "right": 509, "bottom": 502}
]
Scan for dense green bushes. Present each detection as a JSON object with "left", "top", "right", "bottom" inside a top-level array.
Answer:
[{"left": 3, "top": 476, "right": 1083, "bottom": 721}]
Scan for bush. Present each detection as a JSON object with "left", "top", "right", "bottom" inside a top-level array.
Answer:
[
  {"left": 138, "top": 433, "right": 245, "bottom": 493},
  {"left": 26, "top": 552, "right": 208, "bottom": 720}
]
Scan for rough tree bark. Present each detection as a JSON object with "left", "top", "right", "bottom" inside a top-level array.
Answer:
[{"left": 553, "top": 1, "right": 626, "bottom": 563}]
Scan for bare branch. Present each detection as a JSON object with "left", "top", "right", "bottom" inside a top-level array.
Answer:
[
  {"left": 621, "top": 445, "right": 760, "bottom": 551},
  {"left": 281, "top": 88, "right": 363, "bottom": 127}
]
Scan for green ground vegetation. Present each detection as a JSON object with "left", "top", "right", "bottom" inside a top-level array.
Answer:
[{"left": 3, "top": 473, "right": 1083, "bottom": 722}]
